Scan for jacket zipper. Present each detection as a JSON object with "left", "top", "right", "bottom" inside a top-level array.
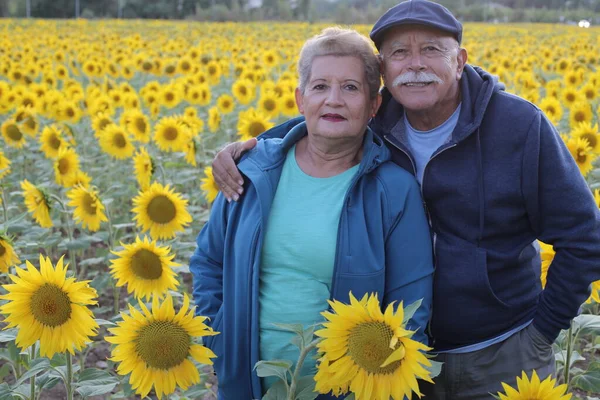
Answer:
[{"left": 384, "top": 134, "right": 457, "bottom": 346}]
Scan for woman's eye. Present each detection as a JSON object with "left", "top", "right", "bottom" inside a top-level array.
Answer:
[
  {"left": 345, "top": 84, "right": 358, "bottom": 91},
  {"left": 313, "top": 84, "right": 326, "bottom": 90}
]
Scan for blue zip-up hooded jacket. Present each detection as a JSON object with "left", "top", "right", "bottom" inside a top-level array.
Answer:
[
  {"left": 257, "top": 65, "right": 600, "bottom": 352},
  {"left": 191, "top": 122, "right": 434, "bottom": 399}
]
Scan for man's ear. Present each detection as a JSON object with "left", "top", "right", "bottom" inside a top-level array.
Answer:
[
  {"left": 295, "top": 88, "right": 304, "bottom": 114},
  {"left": 456, "top": 47, "right": 468, "bottom": 79}
]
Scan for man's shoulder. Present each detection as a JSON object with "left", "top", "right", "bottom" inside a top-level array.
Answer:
[{"left": 487, "top": 90, "right": 542, "bottom": 119}]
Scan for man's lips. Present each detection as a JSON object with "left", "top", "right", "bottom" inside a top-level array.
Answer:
[
  {"left": 402, "top": 82, "right": 433, "bottom": 87},
  {"left": 321, "top": 113, "right": 346, "bottom": 121}
]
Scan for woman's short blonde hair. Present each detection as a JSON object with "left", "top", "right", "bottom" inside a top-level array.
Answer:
[{"left": 297, "top": 27, "right": 381, "bottom": 100}]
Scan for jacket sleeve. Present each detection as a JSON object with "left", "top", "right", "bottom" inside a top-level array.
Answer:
[
  {"left": 190, "top": 193, "right": 229, "bottom": 328},
  {"left": 522, "top": 110, "right": 600, "bottom": 342},
  {"left": 383, "top": 176, "right": 434, "bottom": 346}
]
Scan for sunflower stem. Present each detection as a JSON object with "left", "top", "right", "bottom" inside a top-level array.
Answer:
[
  {"left": 65, "top": 352, "right": 74, "bottom": 400},
  {"left": 51, "top": 194, "right": 78, "bottom": 277},
  {"left": 1, "top": 188, "right": 8, "bottom": 223},
  {"left": 287, "top": 338, "right": 322, "bottom": 400},
  {"left": 564, "top": 324, "right": 573, "bottom": 387},
  {"left": 30, "top": 343, "right": 36, "bottom": 400},
  {"left": 113, "top": 283, "right": 120, "bottom": 315}
]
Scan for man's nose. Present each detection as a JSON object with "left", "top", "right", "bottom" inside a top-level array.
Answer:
[{"left": 408, "top": 53, "right": 426, "bottom": 71}]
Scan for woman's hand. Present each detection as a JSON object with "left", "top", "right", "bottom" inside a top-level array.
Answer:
[{"left": 212, "top": 138, "right": 257, "bottom": 201}]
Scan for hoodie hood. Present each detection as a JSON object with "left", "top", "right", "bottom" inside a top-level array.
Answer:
[
  {"left": 372, "top": 64, "right": 505, "bottom": 143},
  {"left": 240, "top": 121, "right": 392, "bottom": 176}
]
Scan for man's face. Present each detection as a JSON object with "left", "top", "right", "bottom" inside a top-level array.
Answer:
[{"left": 379, "top": 25, "right": 466, "bottom": 115}]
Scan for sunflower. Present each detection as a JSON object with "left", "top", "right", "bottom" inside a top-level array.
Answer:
[
  {"left": 569, "top": 102, "right": 593, "bottom": 128},
  {"left": 206, "top": 61, "right": 222, "bottom": 85},
  {"left": 258, "top": 93, "right": 280, "bottom": 118},
  {"left": 560, "top": 88, "right": 581, "bottom": 109},
  {"left": 314, "top": 293, "right": 432, "bottom": 399},
  {"left": 67, "top": 186, "right": 108, "bottom": 232},
  {"left": 216, "top": 94, "right": 235, "bottom": 115},
  {"left": 69, "top": 170, "right": 92, "bottom": 189},
  {"left": 57, "top": 100, "right": 83, "bottom": 124},
  {"left": 280, "top": 93, "right": 299, "bottom": 117},
  {"left": 184, "top": 138, "right": 197, "bottom": 167},
  {"left": 1, "top": 119, "right": 26, "bottom": 148},
  {"left": 153, "top": 116, "right": 190, "bottom": 152},
  {"left": 185, "top": 85, "right": 211, "bottom": 106},
  {"left": 200, "top": 167, "right": 219, "bottom": 203},
  {"left": 99, "top": 125, "right": 135, "bottom": 160},
  {"left": 14, "top": 106, "right": 39, "bottom": 137},
  {"left": 497, "top": 370, "right": 571, "bottom": 400},
  {"left": 538, "top": 97, "right": 563, "bottom": 125},
  {"left": 237, "top": 108, "right": 274, "bottom": 141},
  {"left": 232, "top": 79, "right": 255, "bottom": 105},
  {"left": 105, "top": 294, "right": 218, "bottom": 398},
  {"left": 39, "top": 125, "right": 67, "bottom": 159},
  {"left": 565, "top": 136, "right": 593, "bottom": 176},
  {"left": 158, "top": 85, "right": 182, "bottom": 109},
  {"left": 0, "top": 234, "right": 19, "bottom": 273},
  {"left": 110, "top": 236, "right": 179, "bottom": 300},
  {"left": 572, "top": 123, "right": 600, "bottom": 154},
  {"left": 262, "top": 50, "right": 279, "bottom": 68},
  {"left": 0, "top": 255, "right": 98, "bottom": 358},
  {"left": 132, "top": 183, "right": 192, "bottom": 240},
  {"left": 91, "top": 112, "right": 115, "bottom": 138},
  {"left": 581, "top": 83, "right": 597, "bottom": 101},
  {"left": 208, "top": 107, "right": 221, "bottom": 133},
  {"left": 54, "top": 147, "right": 81, "bottom": 187},
  {"left": 539, "top": 242, "right": 555, "bottom": 289},
  {"left": 133, "top": 147, "right": 154, "bottom": 190},
  {"left": 0, "top": 151, "right": 11, "bottom": 180},
  {"left": 21, "top": 180, "right": 53, "bottom": 228}
]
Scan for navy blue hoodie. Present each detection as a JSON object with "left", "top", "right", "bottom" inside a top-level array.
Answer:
[{"left": 262, "top": 65, "right": 600, "bottom": 351}]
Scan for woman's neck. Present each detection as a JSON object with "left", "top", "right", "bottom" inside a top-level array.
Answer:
[{"left": 295, "top": 134, "right": 363, "bottom": 178}]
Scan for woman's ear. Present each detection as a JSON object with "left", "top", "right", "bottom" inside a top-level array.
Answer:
[
  {"left": 371, "top": 93, "right": 382, "bottom": 117},
  {"left": 295, "top": 88, "right": 304, "bottom": 114}
]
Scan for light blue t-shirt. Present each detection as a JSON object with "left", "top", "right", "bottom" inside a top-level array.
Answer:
[
  {"left": 259, "top": 144, "right": 359, "bottom": 391},
  {"left": 405, "top": 104, "right": 461, "bottom": 184}
]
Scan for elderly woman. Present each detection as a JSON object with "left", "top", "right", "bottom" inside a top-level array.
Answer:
[{"left": 190, "top": 27, "right": 433, "bottom": 400}]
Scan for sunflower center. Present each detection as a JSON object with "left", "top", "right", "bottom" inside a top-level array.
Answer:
[
  {"left": 130, "top": 248, "right": 163, "bottom": 279},
  {"left": 574, "top": 111, "right": 585, "bottom": 122},
  {"left": 566, "top": 93, "right": 575, "bottom": 102},
  {"left": 577, "top": 150, "right": 588, "bottom": 164},
  {"left": 264, "top": 99, "right": 276, "bottom": 112},
  {"left": 135, "top": 320, "right": 190, "bottom": 370},
  {"left": 58, "top": 158, "right": 70, "bottom": 174},
  {"left": 0, "top": 242, "right": 5, "bottom": 257},
  {"left": 7, "top": 124, "right": 22, "bottom": 141},
  {"left": 164, "top": 127, "right": 178, "bottom": 141},
  {"left": 347, "top": 321, "right": 402, "bottom": 375},
  {"left": 113, "top": 133, "right": 127, "bottom": 148},
  {"left": 66, "top": 108, "right": 75, "bottom": 118},
  {"left": 30, "top": 283, "right": 72, "bottom": 327},
  {"left": 147, "top": 195, "right": 176, "bottom": 224},
  {"left": 239, "top": 86, "right": 247, "bottom": 96},
  {"left": 135, "top": 118, "right": 147, "bottom": 133},
  {"left": 82, "top": 193, "right": 97, "bottom": 215},
  {"left": 165, "top": 93, "right": 174, "bottom": 102},
  {"left": 98, "top": 119, "right": 111, "bottom": 130},
  {"left": 249, "top": 122, "right": 266, "bottom": 138},
  {"left": 582, "top": 133, "right": 597, "bottom": 149}
]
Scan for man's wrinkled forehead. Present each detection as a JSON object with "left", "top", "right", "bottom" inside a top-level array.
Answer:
[{"left": 380, "top": 25, "right": 458, "bottom": 50}]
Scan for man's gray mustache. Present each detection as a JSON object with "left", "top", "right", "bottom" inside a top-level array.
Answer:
[{"left": 392, "top": 72, "right": 444, "bottom": 86}]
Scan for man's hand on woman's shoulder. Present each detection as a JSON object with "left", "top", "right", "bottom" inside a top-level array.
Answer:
[{"left": 212, "top": 138, "right": 257, "bottom": 202}]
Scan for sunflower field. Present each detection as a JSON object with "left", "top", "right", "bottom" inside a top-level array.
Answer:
[{"left": 0, "top": 19, "right": 599, "bottom": 400}]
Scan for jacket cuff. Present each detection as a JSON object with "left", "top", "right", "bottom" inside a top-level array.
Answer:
[{"left": 532, "top": 317, "right": 561, "bottom": 344}]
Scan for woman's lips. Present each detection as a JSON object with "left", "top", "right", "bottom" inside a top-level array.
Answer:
[{"left": 321, "top": 113, "right": 346, "bottom": 122}]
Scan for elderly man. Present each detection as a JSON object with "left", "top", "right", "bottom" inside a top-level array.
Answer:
[{"left": 211, "top": 0, "right": 600, "bottom": 398}]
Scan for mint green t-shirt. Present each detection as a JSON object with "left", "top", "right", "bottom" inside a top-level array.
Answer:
[{"left": 259, "top": 144, "right": 359, "bottom": 392}]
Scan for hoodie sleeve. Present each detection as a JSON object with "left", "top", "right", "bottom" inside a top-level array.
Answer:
[
  {"left": 189, "top": 193, "right": 229, "bottom": 335},
  {"left": 383, "top": 175, "right": 434, "bottom": 346},
  {"left": 257, "top": 116, "right": 305, "bottom": 140},
  {"left": 522, "top": 110, "right": 600, "bottom": 343}
]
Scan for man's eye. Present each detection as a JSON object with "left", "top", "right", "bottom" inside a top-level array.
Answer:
[
  {"left": 424, "top": 46, "right": 438, "bottom": 52},
  {"left": 392, "top": 49, "right": 406, "bottom": 55}
]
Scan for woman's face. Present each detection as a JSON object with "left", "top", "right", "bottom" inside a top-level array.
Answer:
[{"left": 295, "top": 55, "right": 380, "bottom": 142}]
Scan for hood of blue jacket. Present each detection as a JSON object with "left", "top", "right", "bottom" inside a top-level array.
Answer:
[{"left": 239, "top": 121, "right": 392, "bottom": 177}]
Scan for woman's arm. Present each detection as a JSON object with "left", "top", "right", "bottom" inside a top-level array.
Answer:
[{"left": 383, "top": 178, "right": 434, "bottom": 346}]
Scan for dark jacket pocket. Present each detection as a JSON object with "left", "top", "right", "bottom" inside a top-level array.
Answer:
[
  {"left": 205, "top": 307, "right": 223, "bottom": 350},
  {"left": 431, "top": 234, "right": 513, "bottom": 347}
]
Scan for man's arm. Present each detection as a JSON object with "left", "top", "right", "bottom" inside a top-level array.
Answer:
[
  {"left": 383, "top": 177, "right": 434, "bottom": 345},
  {"left": 523, "top": 110, "right": 600, "bottom": 343},
  {"left": 212, "top": 116, "right": 305, "bottom": 201}
]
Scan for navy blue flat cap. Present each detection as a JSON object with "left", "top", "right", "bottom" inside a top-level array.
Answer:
[{"left": 370, "top": 0, "right": 463, "bottom": 50}]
